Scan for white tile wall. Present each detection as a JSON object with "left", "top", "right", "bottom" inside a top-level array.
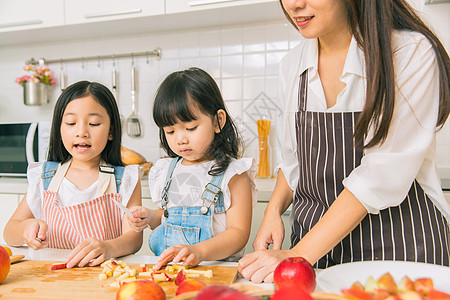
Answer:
[{"left": 0, "top": 13, "right": 449, "bottom": 174}]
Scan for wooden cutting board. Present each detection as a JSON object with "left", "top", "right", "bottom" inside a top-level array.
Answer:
[{"left": 0, "top": 260, "right": 238, "bottom": 299}]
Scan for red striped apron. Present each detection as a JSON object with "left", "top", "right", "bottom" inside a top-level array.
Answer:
[{"left": 42, "top": 161, "right": 122, "bottom": 249}]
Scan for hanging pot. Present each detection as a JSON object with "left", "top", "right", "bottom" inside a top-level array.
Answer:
[{"left": 23, "top": 81, "right": 49, "bottom": 106}]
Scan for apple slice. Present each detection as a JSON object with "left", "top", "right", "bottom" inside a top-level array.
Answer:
[
  {"left": 341, "top": 288, "right": 374, "bottom": 300},
  {"left": 50, "top": 262, "right": 67, "bottom": 270},
  {"left": 428, "top": 289, "right": 450, "bottom": 300},
  {"left": 377, "top": 273, "right": 397, "bottom": 294},
  {"left": 398, "top": 276, "right": 415, "bottom": 292},
  {"left": 413, "top": 278, "right": 434, "bottom": 296},
  {"left": 175, "top": 269, "right": 187, "bottom": 286}
]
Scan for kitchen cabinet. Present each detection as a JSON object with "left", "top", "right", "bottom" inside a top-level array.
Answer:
[
  {"left": 166, "top": 0, "right": 275, "bottom": 14},
  {"left": 65, "top": 0, "right": 164, "bottom": 25},
  {"left": 0, "top": 0, "right": 64, "bottom": 32},
  {"left": 0, "top": 0, "right": 282, "bottom": 46},
  {"left": 0, "top": 193, "right": 20, "bottom": 244}
]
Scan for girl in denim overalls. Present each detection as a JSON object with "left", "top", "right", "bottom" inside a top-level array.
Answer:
[
  {"left": 126, "top": 68, "right": 256, "bottom": 270},
  {"left": 4, "top": 81, "right": 143, "bottom": 268}
]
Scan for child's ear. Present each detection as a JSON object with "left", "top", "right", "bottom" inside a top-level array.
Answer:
[
  {"left": 108, "top": 132, "right": 113, "bottom": 141},
  {"left": 215, "top": 109, "right": 227, "bottom": 133}
]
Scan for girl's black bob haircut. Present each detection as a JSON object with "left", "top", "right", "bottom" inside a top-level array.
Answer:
[
  {"left": 153, "top": 67, "right": 242, "bottom": 175},
  {"left": 47, "top": 81, "right": 123, "bottom": 166}
]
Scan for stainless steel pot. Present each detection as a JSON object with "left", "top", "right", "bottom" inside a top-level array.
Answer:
[{"left": 23, "top": 82, "right": 49, "bottom": 106}]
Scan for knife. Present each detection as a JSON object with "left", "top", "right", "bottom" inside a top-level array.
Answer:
[{"left": 113, "top": 200, "right": 151, "bottom": 229}]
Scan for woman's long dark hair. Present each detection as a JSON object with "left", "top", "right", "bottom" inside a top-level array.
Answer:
[
  {"left": 153, "top": 67, "right": 242, "bottom": 175},
  {"left": 280, "top": 0, "right": 450, "bottom": 148},
  {"left": 47, "top": 81, "right": 123, "bottom": 166}
]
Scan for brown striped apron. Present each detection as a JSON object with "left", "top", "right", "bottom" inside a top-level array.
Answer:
[{"left": 292, "top": 71, "right": 449, "bottom": 268}]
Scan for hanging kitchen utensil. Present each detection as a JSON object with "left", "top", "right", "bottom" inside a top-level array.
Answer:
[
  {"left": 60, "top": 62, "right": 66, "bottom": 92},
  {"left": 126, "top": 63, "right": 142, "bottom": 137},
  {"left": 112, "top": 66, "right": 125, "bottom": 127}
]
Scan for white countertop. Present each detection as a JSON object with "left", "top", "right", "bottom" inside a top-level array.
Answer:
[{"left": 0, "top": 177, "right": 276, "bottom": 202}]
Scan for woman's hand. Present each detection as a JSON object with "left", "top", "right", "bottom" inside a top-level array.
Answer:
[
  {"left": 125, "top": 206, "right": 150, "bottom": 232},
  {"left": 152, "top": 245, "right": 202, "bottom": 271},
  {"left": 65, "top": 237, "right": 111, "bottom": 268},
  {"left": 252, "top": 210, "right": 285, "bottom": 251},
  {"left": 238, "top": 249, "right": 297, "bottom": 283},
  {"left": 23, "top": 219, "right": 49, "bottom": 250}
]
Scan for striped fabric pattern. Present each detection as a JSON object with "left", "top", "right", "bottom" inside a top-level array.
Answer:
[
  {"left": 292, "top": 71, "right": 449, "bottom": 269},
  {"left": 42, "top": 191, "right": 123, "bottom": 249}
]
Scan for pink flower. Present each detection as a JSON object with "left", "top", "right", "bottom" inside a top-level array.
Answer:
[{"left": 16, "top": 64, "right": 55, "bottom": 86}]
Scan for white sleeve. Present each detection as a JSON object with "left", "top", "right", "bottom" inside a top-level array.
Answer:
[
  {"left": 148, "top": 158, "right": 172, "bottom": 207},
  {"left": 277, "top": 48, "right": 300, "bottom": 191},
  {"left": 26, "top": 162, "right": 44, "bottom": 219},
  {"left": 222, "top": 157, "right": 257, "bottom": 210},
  {"left": 344, "top": 32, "right": 441, "bottom": 214},
  {"left": 119, "top": 164, "right": 141, "bottom": 207}
]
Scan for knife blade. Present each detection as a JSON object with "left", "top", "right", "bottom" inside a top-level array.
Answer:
[{"left": 113, "top": 200, "right": 150, "bottom": 229}]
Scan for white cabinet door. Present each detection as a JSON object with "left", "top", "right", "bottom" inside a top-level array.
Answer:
[
  {"left": 65, "top": 0, "right": 164, "bottom": 25},
  {"left": 166, "top": 0, "right": 275, "bottom": 14},
  {"left": 0, "top": 194, "right": 20, "bottom": 244},
  {"left": 0, "top": 0, "right": 64, "bottom": 32}
]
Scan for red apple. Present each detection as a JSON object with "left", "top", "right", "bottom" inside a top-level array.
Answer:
[
  {"left": 273, "top": 257, "right": 316, "bottom": 294},
  {"left": 0, "top": 246, "right": 10, "bottom": 284},
  {"left": 175, "top": 279, "right": 206, "bottom": 296},
  {"left": 270, "top": 286, "right": 313, "bottom": 300},
  {"left": 116, "top": 280, "right": 166, "bottom": 300},
  {"left": 194, "top": 285, "right": 258, "bottom": 300}
]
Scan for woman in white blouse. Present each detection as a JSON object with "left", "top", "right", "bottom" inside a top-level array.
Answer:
[{"left": 238, "top": 0, "right": 450, "bottom": 283}]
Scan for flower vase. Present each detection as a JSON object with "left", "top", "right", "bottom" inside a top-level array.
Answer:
[
  {"left": 23, "top": 81, "right": 48, "bottom": 106},
  {"left": 257, "top": 119, "right": 271, "bottom": 179}
]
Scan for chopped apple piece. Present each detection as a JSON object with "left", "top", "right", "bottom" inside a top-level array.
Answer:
[
  {"left": 116, "top": 272, "right": 130, "bottom": 281},
  {"left": 413, "top": 278, "right": 434, "bottom": 296},
  {"left": 398, "top": 291, "right": 423, "bottom": 300},
  {"left": 341, "top": 288, "right": 374, "bottom": 300},
  {"left": 377, "top": 273, "right": 397, "bottom": 294},
  {"left": 365, "top": 276, "right": 377, "bottom": 292},
  {"left": 398, "top": 276, "right": 415, "bottom": 292},
  {"left": 50, "top": 262, "right": 67, "bottom": 270}
]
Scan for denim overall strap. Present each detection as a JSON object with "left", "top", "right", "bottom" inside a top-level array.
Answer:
[
  {"left": 42, "top": 161, "right": 59, "bottom": 191},
  {"left": 201, "top": 172, "right": 226, "bottom": 213},
  {"left": 160, "top": 157, "right": 182, "bottom": 215},
  {"left": 113, "top": 166, "right": 125, "bottom": 193}
]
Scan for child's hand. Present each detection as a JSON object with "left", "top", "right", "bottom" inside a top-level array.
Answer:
[
  {"left": 23, "top": 219, "right": 49, "bottom": 250},
  {"left": 153, "top": 245, "right": 202, "bottom": 270},
  {"left": 125, "top": 206, "right": 150, "bottom": 232},
  {"left": 65, "top": 237, "right": 110, "bottom": 268}
]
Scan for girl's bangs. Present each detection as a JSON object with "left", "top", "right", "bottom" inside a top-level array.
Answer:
[{"left": 154, "top": 93, "right": 198, "bottom": 127}]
